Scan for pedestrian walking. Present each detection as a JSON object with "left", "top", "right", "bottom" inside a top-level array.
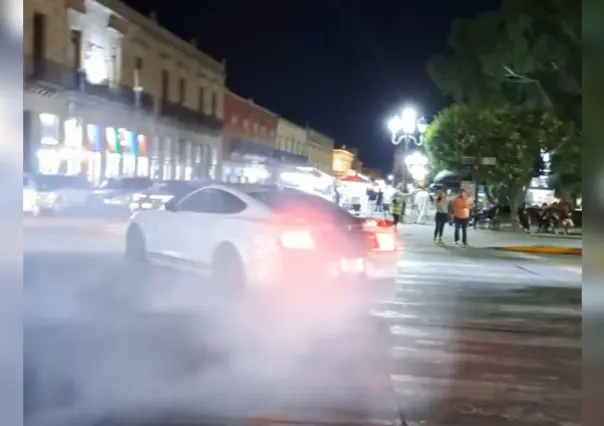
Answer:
[
  {"left": 433, "top": 190, "right": 449, "bottom": 244},
  {"left": 375, "top": 189, "right": 384, "bottom": 212},
  {"left": 451, "top": 189, "right": 472, "bottom": 245},
  {"left": 516, "top": 201, "right": 530, "bottom": 232},
  {"left": 391, "top": 197, "right": 403, "bottom": 229}
]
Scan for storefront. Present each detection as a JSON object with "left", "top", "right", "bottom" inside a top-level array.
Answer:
[
  {"left": 104, "top": 127, "right": 121, "bottom": 178},
  {"left": 62, "top": 117, "right": 85, "bottom": 175},
  {"left": 149, "top": 136, "right": 161, "bottom": 179},
  {"left": 136, "top": 134, "right": 149, "bottom": 177},
  {"left": 84, "top": 123, "right": 103, "bottom": 185},
  {"left": 36, "top": 112, "right": 62, "bottom": 174},
  {"left": 163, "top": 137, "right": 173, "bottom": 180},
  {"left": 26, "top": 95, "right": 221, "bottom": 184}
]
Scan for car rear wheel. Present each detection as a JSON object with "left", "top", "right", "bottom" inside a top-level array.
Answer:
[
  {"left": 31, "top": 205, "right": 42, "bottom": 217},
  {"left": 125, "top": 225, "right": 148, "bottom": 265},
  {"left": 212, "top": 244, "right": 246, "bottom": 299}
]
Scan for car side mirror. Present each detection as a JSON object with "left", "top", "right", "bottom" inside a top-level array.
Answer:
[{"left": 165, "top": 199, "right": 177, "bottom": 212}]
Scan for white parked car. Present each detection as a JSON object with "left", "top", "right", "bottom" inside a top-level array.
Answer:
[
  {"left": 23, "top": 174, "right": 38, "bottom": 214},
  {"left": 129, "top": 180, "right": 206, "bottom": 213},
  {"left": 94, "top": 176, "right": 153, "bottom": 206},
  {"left": 28, "top": 174, "right": 94, "bottom": 216},
  {"left": 125, "top": 183, "right": 399, "bottom": 302}
]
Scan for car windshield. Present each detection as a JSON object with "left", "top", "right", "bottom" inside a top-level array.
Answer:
[
  {"left": 32, "top": 174, "right": 90, "bottom": 190},
  {"left": 247, "top": 189, "right": 359, "bottom": 225}
]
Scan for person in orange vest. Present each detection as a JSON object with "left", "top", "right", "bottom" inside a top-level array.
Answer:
[{"left": 451, "top": 189, "right": 472, "bottom": 245}]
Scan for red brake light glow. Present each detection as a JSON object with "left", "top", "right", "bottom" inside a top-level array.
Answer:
[
  {"left": 280, "top": 229, "right": 315, "bottom": 250},
  {"left": 362, "top": 219, "right": 397, "bottom": 251}
]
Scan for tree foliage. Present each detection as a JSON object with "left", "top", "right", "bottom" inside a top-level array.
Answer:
[
  {"left": 424, "top": 104, "right": 574, "bottom": 208},
  {"left": 428, "top": 0, "right": 581, "bottom": 120},
  {"left": 548, "top": 127, "right": 582, "bottom": 197},
  {"left": 426, "top": 0, "right": 581, "bottom": 194}
]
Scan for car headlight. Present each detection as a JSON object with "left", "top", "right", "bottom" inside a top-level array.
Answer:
[{"left": 37, "top": 192, "right": 58, "bottom": 202}]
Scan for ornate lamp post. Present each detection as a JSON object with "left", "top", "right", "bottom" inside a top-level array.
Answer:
[{"left": 387, "top": 107, "right": 428, "bottom": 191}]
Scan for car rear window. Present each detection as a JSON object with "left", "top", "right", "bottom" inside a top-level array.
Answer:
[{"left": 248, "top": 190, "right": 359, "bottom": 224}]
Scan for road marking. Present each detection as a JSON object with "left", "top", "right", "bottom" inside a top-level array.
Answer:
[{"left": 392, "top": 375, "right": 580, "bottom": 403}]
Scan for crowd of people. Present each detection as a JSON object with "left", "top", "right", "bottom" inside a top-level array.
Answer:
[{"left": 347, "top": 181, "right": 579, "bottom": 247}]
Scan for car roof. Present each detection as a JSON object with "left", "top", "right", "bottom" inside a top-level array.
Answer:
[{"left": 213, "top": 183, "right": 306, "bottom": 195}]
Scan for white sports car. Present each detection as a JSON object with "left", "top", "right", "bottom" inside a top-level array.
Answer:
[{"left": 125, "top": 183, "right": 398, "bottom": 303}]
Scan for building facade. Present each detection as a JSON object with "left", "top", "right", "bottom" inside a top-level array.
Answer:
[
  {"left": 23, "top": 0, "right": 225, "bottom": 185},
  {"left": 276, "top": 118, "right": 308, "bottom": 165},
  {"left": 332, "top": 147, "right": 355, "bottom": 177},
  {"left": 221, "top": 91, "right": 280, "bottom": 182},
  {"left": 305, "top": 128, "right": 334, "bottom": 174}
]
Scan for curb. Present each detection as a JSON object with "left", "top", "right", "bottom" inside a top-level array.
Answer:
[{"left": 494, "top": 245, "right": 582, "bottom": 256}]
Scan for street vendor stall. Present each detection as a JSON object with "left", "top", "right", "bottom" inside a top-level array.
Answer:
[
  {"left": 277, "top": 166, "right": 335, "bottom": 200},
  {"left": 339, "top": 174, "right": 372, "bottom": 213}
]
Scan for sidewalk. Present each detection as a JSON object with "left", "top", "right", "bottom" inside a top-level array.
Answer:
[
  {"left": 353, "top": 210, "right": 581, "bottom": 255},
  {"left": 386, "top": 220, "right": 581, "bottom": 256}
]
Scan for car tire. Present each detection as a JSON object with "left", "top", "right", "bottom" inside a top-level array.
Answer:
[
  {"left": 31, "top": 205, "right": 42, "bottom": 217},
  {"left": 212, "top": 244, "right": 246, "bottom": 298},
  {"left": 125, "top": 224, "right": 148, "bottom": 265}
]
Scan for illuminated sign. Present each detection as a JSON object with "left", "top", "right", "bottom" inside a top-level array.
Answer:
[
  {"left": 86, "top": 124, "right": 102, "bottom": 151},
  {"left": 137, "top": 135, "right": 148, "bottom": 157}
]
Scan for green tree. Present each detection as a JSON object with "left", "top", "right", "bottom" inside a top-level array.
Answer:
[
  {"left": 424, "top": 104, "right": 572, "bottom": 215},
  {"left": 427, "top": 0, "right": 582, "bottom": 194},
  {"left": 427, "top": 0, "right": 581, "bottom": 123},
  {"left": 548, "top": 129, "right": 582, "bottom": 201}
]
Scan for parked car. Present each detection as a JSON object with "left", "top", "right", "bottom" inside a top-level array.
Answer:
[
  {"left": 28, "top": 174, "right": 95, "bottom": 216},
  {"left": 129, "top": 180, "right": 207, "bottom": 212},
  {"left": 23, "top": 174, "right": 38, "bottom": 215},
  {"left": 94, "top": 176, "right": 154, "bottom": 207}
]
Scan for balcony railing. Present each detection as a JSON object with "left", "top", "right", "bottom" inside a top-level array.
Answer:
[
  {"left": 272, "top": 149, "right": 308, "bottom": 165},
  {"left": 25, "top": 56, "right": 76, "bottom": 90},
  {"left": 159, "top": 99, "right": 222, "bottom": 134},
  {"left": 24, "top": 56, "right": 154, "bottom": 113}
]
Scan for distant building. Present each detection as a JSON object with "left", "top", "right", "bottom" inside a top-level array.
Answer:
[
  {"left": 332, "top": 146, "right": 355, "bottom": 177},
  {"left": 306, "top": 127, "right": 335, "bottom": 174},
  {"left": 221, "top": 91, "right": 280, "bottom": 182},
  {"left": 276, "top": 117, "right": 309, "bottom": 166},
  {"left": 24, "top": 0, "right": 224, "bottom": 183}
]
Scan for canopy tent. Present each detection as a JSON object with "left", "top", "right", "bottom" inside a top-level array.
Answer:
[
  {"left": 340, "top": 174, "right": 370, "bottom": 183},
  {"left": 432, "top": 170, "right": 459, "bottom": 183}
]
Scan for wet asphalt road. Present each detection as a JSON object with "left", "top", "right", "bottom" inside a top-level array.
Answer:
[{"left": 24, "top": 217, "right": 582, "bottom": 426}]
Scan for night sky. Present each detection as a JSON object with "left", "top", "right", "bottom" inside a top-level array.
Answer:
[{"left": 123, "top": 0, "right": 500, "bottom": 170}]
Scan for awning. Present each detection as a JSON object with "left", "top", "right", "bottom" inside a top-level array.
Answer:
[
  {"left": 340, "top": 175, "right": 367, "bottom": 183},
  {"left": 432, "top": 170, "right": 459, "bottom": 183}
]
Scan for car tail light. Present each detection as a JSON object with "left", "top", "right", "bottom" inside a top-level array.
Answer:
[
  {"left": 280, "top": 229, "right": 315, "bottom": 250},
  {"left": 366, "top": 231, "right": 397, "bottom": 251},
  {"left": 362, "top": 219, "right": 397, "bottom": 251}
]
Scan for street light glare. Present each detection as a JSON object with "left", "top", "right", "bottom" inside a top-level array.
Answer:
[
  {"left": 404, "top": 151, "right": 428, "bottom": 167},
  {"left": 387, "top": 116, "right": 402, "bottom": 134},
  {"left": 401, "top": 107, "right": 417, "bottom": 134},
  {"left": 401, "top": 107, "right": 417, "bottom": 121}
]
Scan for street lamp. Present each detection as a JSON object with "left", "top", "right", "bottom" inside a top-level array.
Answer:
[
  {"left": 404, "top": 152, "right": 429, "bottom": 183},
  {"left": 387, "top": 107, "right": 428, "bottom": 191}
]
